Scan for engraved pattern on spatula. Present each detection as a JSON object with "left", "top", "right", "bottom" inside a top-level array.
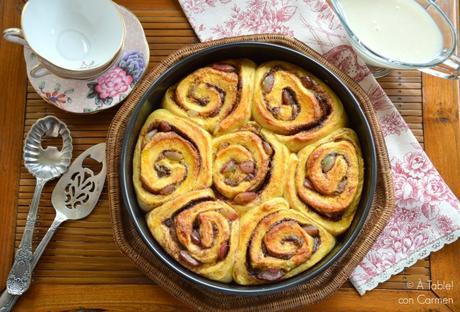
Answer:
[{"left": 64, "top": 169, "right": 97, "bottom": 210}]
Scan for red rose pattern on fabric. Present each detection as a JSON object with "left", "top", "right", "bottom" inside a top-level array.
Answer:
[
  {"left": 303, "top": 0, "right": 343, "bottom": 32},
  {"left": 178, "top": 0, "right": 460, "bottom": 295},
  {"left": 379, "top": 111, "right": 409, "bottom": 137},
  {"left": 182, "top": 0, "right": 232, "bottom": 14},
  {"left": 352, "top": 153, "right": 459, "bottom": 284},
  {"left": 209, "top": 1, "right": 296, "bottom": 38},
  {"left": 323, "top": 45, "right": 370, "bottom": 82},
  {"left": 437, "top": 215, "right": 457, "bottom": 235},
  {"left": 421, "top": 202, "right": 439, "bottom": 220},
  {"left": 368, "top": 84, "right": 392, "bottom": 111},
  {"left": 402, "top": 152, "right": 434, "bottom": 179}
]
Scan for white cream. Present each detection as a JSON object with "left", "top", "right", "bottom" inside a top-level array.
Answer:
[{"left": 338, "top": 0, "right": 443, "bottom": 64}]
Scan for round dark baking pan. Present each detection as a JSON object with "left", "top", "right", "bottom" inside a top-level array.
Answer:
[{"left": 119, "top": 42, "right": 377, "bottom": 295}]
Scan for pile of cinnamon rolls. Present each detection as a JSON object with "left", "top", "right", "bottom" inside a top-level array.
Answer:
[{"left": 133, "top": 59, "right": 364, "bottom": 285}]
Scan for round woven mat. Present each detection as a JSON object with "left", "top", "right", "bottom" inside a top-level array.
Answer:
[{"left": 107, "top": 34, "right": 395, "bottom": 311}]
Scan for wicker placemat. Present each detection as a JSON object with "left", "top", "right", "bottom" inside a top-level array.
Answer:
[{"left": 106, "top": 34, "right": 395, "bottom": 311}]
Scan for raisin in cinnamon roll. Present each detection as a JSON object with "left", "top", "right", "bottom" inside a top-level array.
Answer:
[
  {"left": 146, "top": 189, "right": 239, "bottom": 283},
  {"left": 285, "top": 128, "right": 364, "bottom": 236},
  {"left": 233, "top": 198, "right": 335, "bottom": 285},
  {"left": 163, "top": 59, "right": 256, "bottom": 136},
  {"left": 253, "top": 61, "right": 347, "bottom": 152},
  {"left": 133, "top": 109, "right": 212, "bottom": 212},
  {"left": 212, "top": 127, "right": 289, "bottom": 214}
]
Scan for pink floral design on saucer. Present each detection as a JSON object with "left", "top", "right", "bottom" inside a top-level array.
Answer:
[
  {"left": 24, "top": 6, "right": 150, "bottom": 114},
  {"left": 87, "top": 51, "right": 145, "bottom": 107}
]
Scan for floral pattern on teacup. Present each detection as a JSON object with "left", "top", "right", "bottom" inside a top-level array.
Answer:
[{"left": 87, "top": 51, "right": 145, "bottom": 107}]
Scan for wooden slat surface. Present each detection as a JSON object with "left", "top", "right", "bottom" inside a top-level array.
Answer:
[{"left": 0, "top": 0, "right": 458, "bottom": 310}]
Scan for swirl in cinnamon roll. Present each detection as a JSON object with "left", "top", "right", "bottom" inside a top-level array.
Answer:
[
  {"left": 146, "top": 189, "right": 239, "bottom": 283},
  {"left": 163, "top": 59, "right": 256, "bottom": 136},
  {"left": 252, "top": 61, "right": 347, "bottom": 151},
  {"left": 285, "top": 128, "right": 364, "bottom": 235},
  {"left": 133, "top": 109, "right": 212, "bottom": 211},
  {"left": 233, "top": 198, "right": 335, "bottom": 285},
  {"left": 212, "top": 127, "right": 289, "bottom": 214}
]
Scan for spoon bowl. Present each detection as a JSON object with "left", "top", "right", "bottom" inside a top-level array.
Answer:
[{"left": 23, "top": 116, "right": 72, "bottom": 180}]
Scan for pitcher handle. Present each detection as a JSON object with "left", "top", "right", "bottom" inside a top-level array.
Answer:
[
  {"left": 420, "top": 54, "right": 460, "bottom": 80},
  {"left": 3, "top": 28, "right": 27, "bottom": 46},
  {"left": 30, "top": 63, "right": 50, "bottom": 78}
]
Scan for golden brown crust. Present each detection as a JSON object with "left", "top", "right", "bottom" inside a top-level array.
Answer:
[
  {"left": 136, "top": 60, "right": 364, "bottom": 284},
  {"left": 211, "top": 128, "right": 289, "bottom": 215},
  {"left": 163, "top": 59, "right": 256, "bottom": 136},
  {"left": 252, "top": 61, "right": 347, "bottom": 151},
  {"left": 233, "top": 198, "right": 335, "bottom": 285},
  {"left": 133, "top": 109, "right": 212, "bottom": 211},
  {"left": 284, "top": 128, "right": 364, "bottom": 236},
  {"left": 146, "top": 189, "right": 239, "bottom": 282}
]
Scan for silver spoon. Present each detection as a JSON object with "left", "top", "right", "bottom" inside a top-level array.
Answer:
[
  {"left": 6, "top": 116, "right": 72, "bottom": 296},
  {"left": 0, "top": 143, "right": 107, "bottom": 312}
]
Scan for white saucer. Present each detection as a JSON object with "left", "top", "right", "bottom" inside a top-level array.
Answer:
[{"left": 24, "top": 5, "right": 149, "bottom": 114}]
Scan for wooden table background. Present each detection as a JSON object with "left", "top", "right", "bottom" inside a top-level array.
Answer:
[{"left": 0, "top": 0, "right": 458, "bottom": 311}]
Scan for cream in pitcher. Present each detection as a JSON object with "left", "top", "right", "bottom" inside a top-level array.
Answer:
[
  {"left": 337, "top": 0, "right": 443, "bottom": 65},
  {"left": 340, "top": 0, "right": 442, "bottom": 64},
  {"left": 331, "top": 0, "right": 460, "bottom": 79}
]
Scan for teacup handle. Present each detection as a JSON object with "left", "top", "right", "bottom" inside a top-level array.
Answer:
[
  {"left": 420, "top": 54, "right": 460, "bottom": 80},
  {"left": 3, "top": 28, "right": 27, "bottom": 46},
  {"left": 30, "top": 63, "right": 50, "bottom": 78}
]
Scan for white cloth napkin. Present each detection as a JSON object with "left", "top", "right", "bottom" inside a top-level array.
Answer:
[{"left": 178, "top": 0, "right": 460, "bottom": 294}]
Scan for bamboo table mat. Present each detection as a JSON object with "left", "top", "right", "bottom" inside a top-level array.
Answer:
[{"left": 4, "top": 2, "right": 457, "bottom": 310}]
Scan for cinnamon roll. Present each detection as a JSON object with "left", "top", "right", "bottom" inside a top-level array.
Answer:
[
  {"left": 252, "top": 61, "right": 347, "bottom": 151},
  {"left": 133, "top": 109, "right": 212, "bottom": 211},
  {"left": 212, "top": 127, "right": 289, "bottom": 214},
  {"left": 163, "top": 59, "right": 256, "bottom": 136},
  {"left": 233, "top": 198, "right": 335, "bottom": 285},
  {"left": 146, "top": 189, "right": 239, "bottom": 283},
  {"left": 133, "top": 57, "right": 368, "bottom": 284},
  {"left": 285, "top": 128, "right": 364, "bottom": 235}
]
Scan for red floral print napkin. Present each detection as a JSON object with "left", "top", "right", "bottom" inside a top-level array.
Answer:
[{"left": 178, "top": 0, "right": 460, "bottom": 295}]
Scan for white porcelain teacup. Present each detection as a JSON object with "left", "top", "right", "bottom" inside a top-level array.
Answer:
[{"left": 4, "top": 0, "right": 125, "bottom": 79}]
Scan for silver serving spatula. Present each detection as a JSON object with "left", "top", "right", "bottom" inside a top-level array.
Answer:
[{"left": 0, "top": 143, "right": 107, "bottom": 312}]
